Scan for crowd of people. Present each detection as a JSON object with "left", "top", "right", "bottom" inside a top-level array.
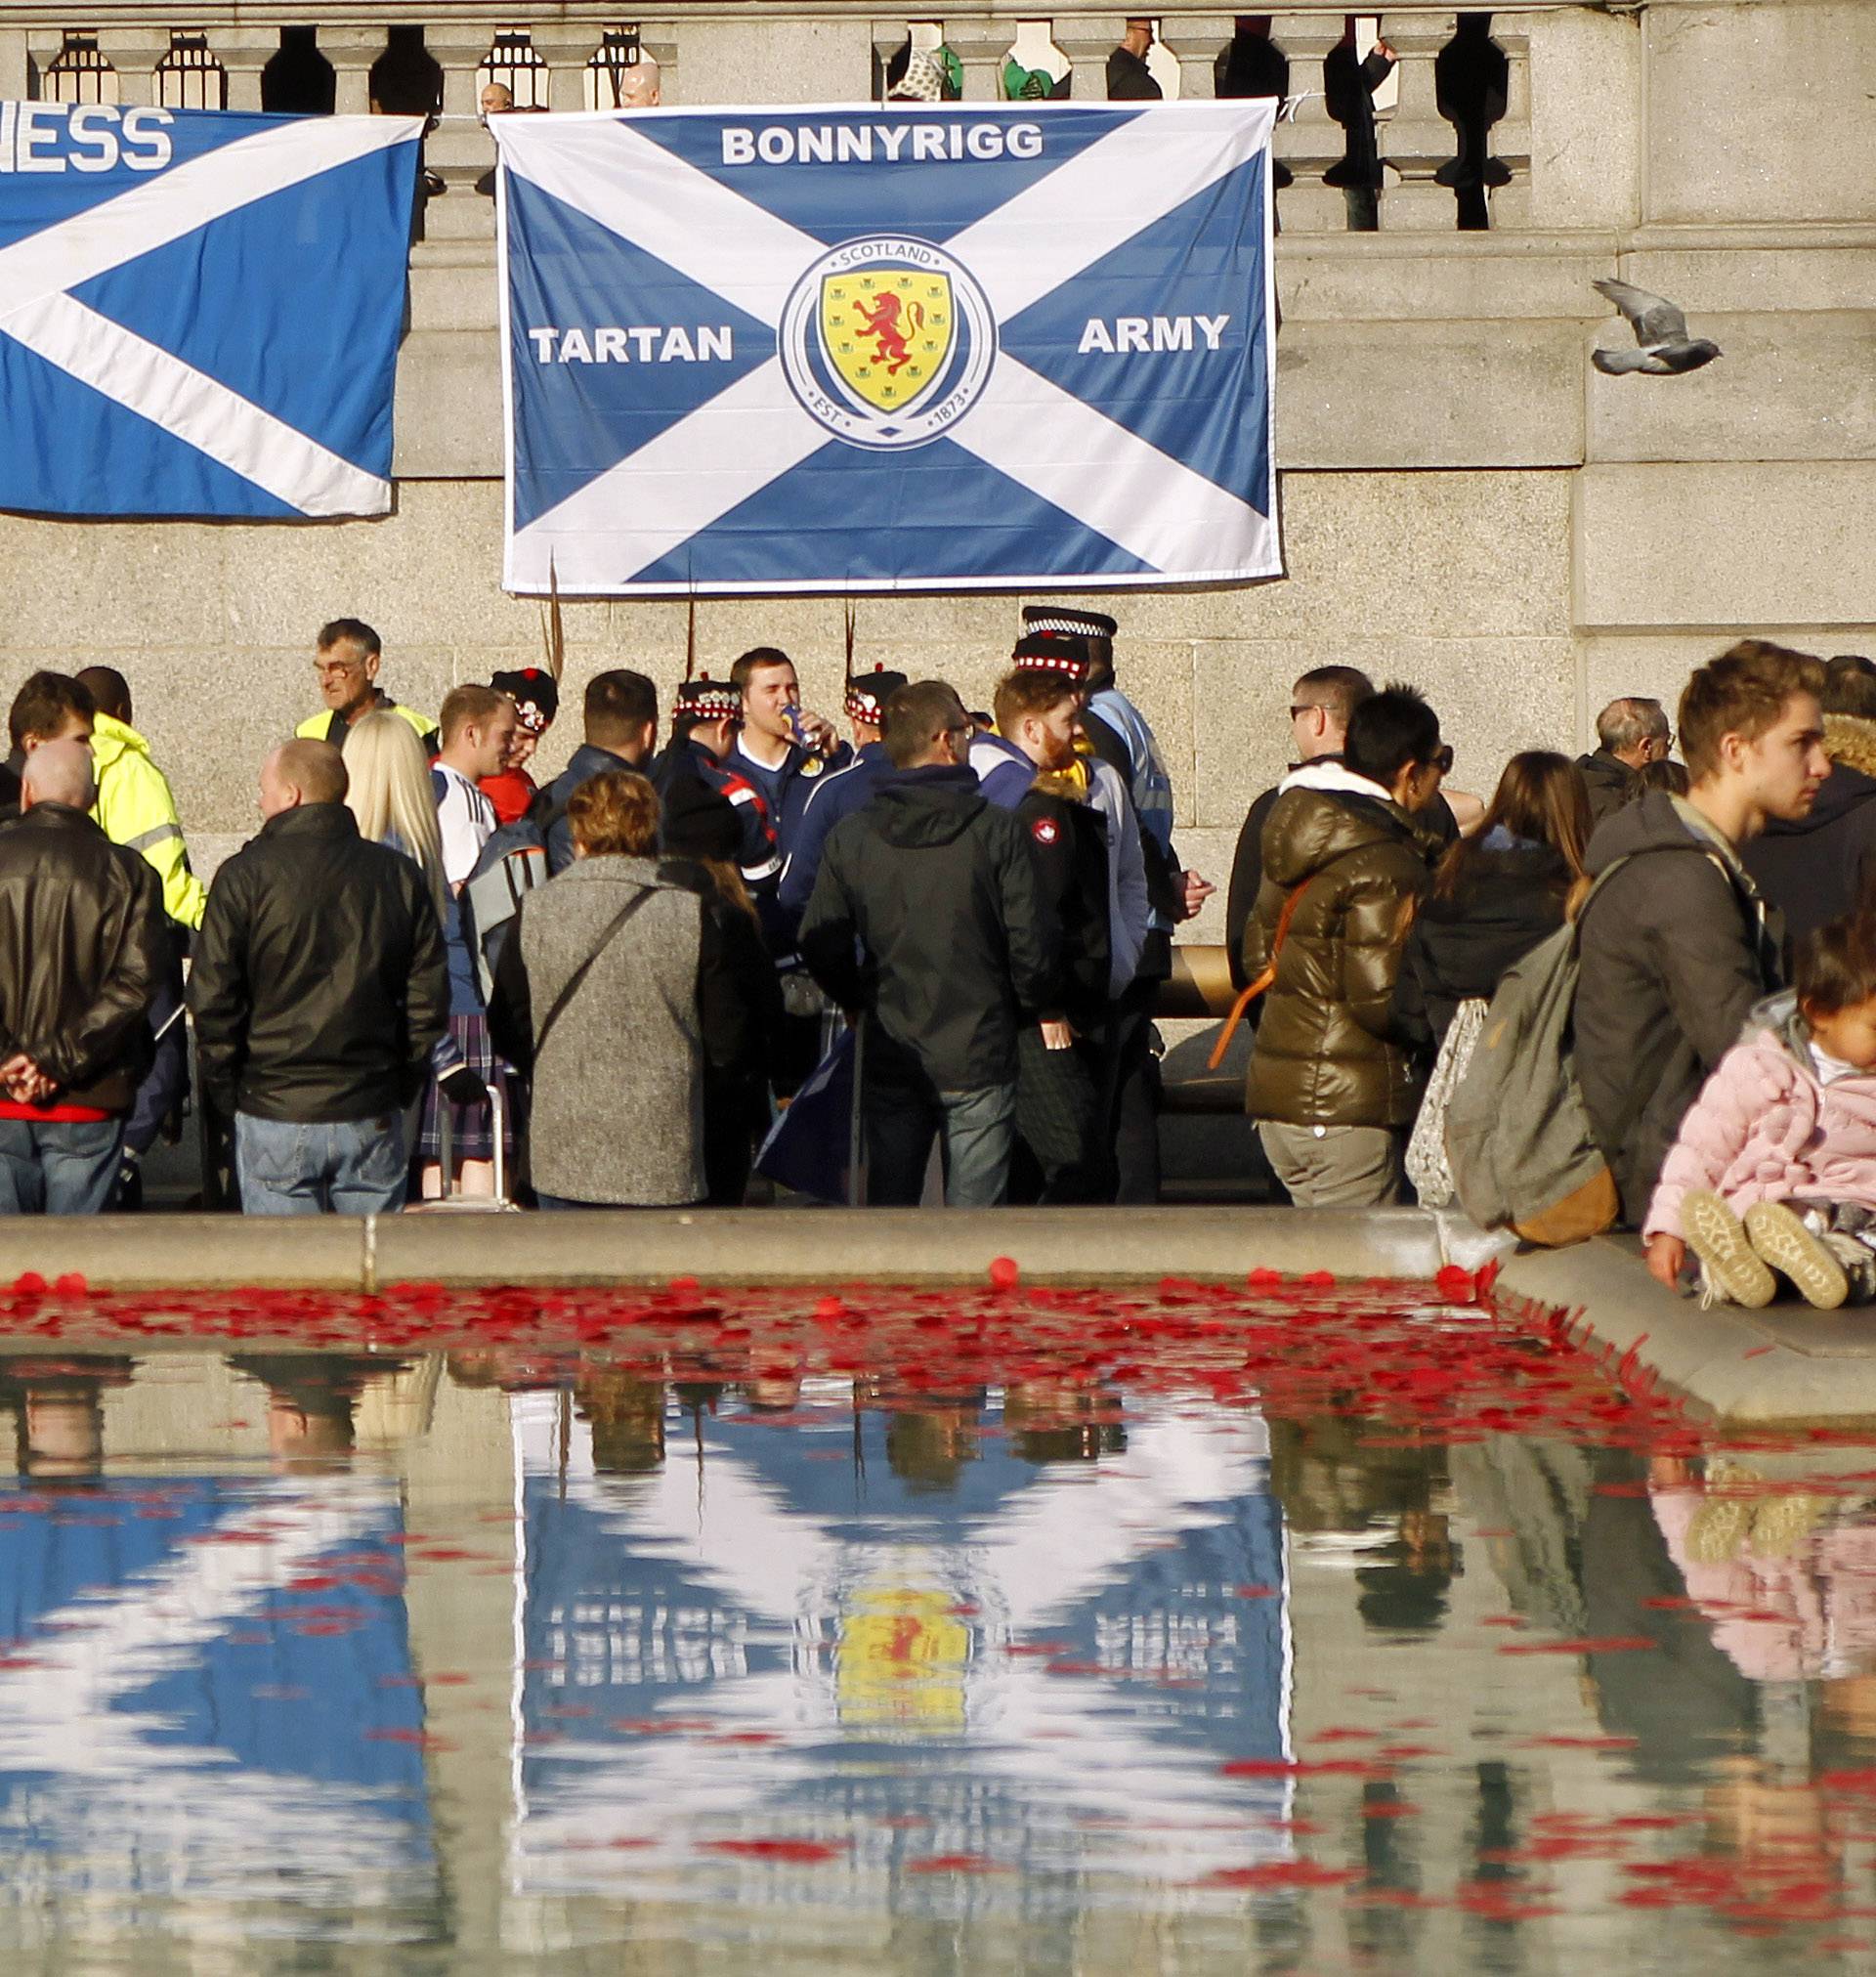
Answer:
[
  {"left": 0, "top": 607, "right": 1207, "bottom": 1218},
  {"left": 2, "top": 615, "right": 1874, "bottom": 1314}
]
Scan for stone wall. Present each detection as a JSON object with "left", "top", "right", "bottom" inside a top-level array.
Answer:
[{"left": 0, "top": 0, "right": 1871, "bottom": 942}]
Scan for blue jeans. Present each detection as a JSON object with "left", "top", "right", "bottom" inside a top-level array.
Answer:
[
  {"left": 0, "top": 1117, "right": 125, "bottom": 1215},
  {"left": 864, "top": 1081, "right": 1016, "bottom": 1208},
  {"left": 235, "top": 1112, "right": 407, "bottom": 1216}
]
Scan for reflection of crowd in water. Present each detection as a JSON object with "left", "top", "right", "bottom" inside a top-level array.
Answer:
[{"left": 0, "top": 1351, "right": 416, "bottom": 1479}]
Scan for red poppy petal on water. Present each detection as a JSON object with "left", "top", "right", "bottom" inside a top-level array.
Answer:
[
  {"left": 1246, "top": 1268, "right": 1283, "bottom": 1289},
  {"left": 363, "top": 1729, "right": 451, "bottom": 1750},
  {"left": 988, "top": 1257, "right": 1021, "bottom": 1292},
  {"left": 702, "top": 1839, "right": 849, "bottom": 1864},
  {"left": 1499, "top": 1636, "right": 1658, "bottom": 1655},
  {"left": 1199, "top": 1862, "right": 1361, "bottom": 1890},
  {"left": 905, "top": 1854, "right": 1010, "bottom": 1875},
  {"left": 1231, "top": 1584, "right": 1279, "bottom": 1600},
  {"left": 11, "top": 1272, "right": 46, "bottom": 1296}
]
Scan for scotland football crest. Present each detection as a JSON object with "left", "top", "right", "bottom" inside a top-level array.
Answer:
[
  {"left": 495, "top": 102, "right": 1279, "bottom": 596},
  {"left": 784, "top": 236, "right": 994, "bottom": 449}
]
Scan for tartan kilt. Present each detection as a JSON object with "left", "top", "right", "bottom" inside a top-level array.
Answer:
[{"left": 417, "top": 1012, "right": 513, "bottom": 1164}]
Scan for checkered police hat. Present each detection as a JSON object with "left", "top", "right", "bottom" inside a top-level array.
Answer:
[{"left": 1021, "top": 605, "right": 1119, "bottom": 640}]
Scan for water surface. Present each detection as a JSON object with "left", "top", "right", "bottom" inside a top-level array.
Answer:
[{"left": 0, "top": 1275, "right": 1872, "bottom": 1971}]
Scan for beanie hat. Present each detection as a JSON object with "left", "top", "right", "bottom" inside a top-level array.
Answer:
[
  {"left": 844, "top": 666, "right": 909, "bottom": 723},
  {"left": 490, "top": 666, "right": 559, "bottom": 735}
]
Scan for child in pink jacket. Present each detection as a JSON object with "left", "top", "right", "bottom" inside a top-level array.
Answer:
[{"left": 1646, "top": 914, "right": 1876, "bottom": 1310}]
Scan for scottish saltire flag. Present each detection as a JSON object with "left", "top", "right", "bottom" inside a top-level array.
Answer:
[
  {"left": 0, "top": 104, "right": 421, "bottom": 518},
  {"left": 495, "top": 101, "right": 1278, "bottom": 595}
]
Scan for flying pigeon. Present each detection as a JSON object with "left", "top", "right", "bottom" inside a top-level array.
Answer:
[{"left": 1592, "top": 278, "right": 1723, "bottom": 375}]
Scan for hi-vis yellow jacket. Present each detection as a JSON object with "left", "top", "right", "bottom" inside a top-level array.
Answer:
[
  {"left": 88, "top": 711, "right": 205, "bottom": 931},
  {"left": 295, "top": 701, "right": 438, "bottom": 751}
]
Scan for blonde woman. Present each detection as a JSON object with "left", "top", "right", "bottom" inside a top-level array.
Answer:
[{"left": 343, "top": 710, "right": 448, "bottom": 922}]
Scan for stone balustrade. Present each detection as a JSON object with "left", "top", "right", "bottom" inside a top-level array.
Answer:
[{"left": 0, "top": 12, "right": 1540, "bottom": 239}]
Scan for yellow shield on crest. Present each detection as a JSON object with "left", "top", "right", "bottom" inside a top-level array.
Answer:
[{"left": 820, "top": 268, "right": 954, "bottom": 413}]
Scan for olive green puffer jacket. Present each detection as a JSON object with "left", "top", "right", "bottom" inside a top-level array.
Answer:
[{"left": 1241, "top": 780, "right": 1441, "bottom": 1129}]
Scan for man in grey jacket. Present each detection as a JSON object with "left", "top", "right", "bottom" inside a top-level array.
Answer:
[{"left": 1577, "top": 642, "right": 1829, "bottom": 1231}]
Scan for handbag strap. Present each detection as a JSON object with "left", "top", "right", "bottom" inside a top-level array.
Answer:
[
  {"left": 1207, "top": 876, "right": 1312, "bottom": 1071},
  {"left": 533, "top": 886, "right": 654, "bottom": 1059}
]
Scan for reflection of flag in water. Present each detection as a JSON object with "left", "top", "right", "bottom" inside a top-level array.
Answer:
[
  {"left": 0, "top": 1474, "right": 432, "bottom": 1897},
  {"left": 510, "top": 1387, "right": 1291, "bottom": 1895},
  {"left": 835, "top": 1581, "right": 971, "bottom": 1736}
]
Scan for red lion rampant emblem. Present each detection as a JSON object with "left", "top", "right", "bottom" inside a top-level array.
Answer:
[{"left": 852, "top": 290, "right": 925, "bottom": 376}]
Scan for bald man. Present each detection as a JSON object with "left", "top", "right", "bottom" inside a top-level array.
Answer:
[
  {"left": 0, "top": 737, "right": 165, "bottom": 1215},
  {"left": 618, "top": 53, "right": 660, "bottom": 107},
  {"left": 189, "top": 736, "right": 448, "bottom": 1215}
]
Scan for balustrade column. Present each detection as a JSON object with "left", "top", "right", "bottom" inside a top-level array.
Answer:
[
  {"left": 94, "top": 29, "right": 167, "bottom": 106},
  {"left": 324, "top": 29, "right": 380, "bottom": 116},
  {"left": 216, "top": 29, "right": 277, "bottom": 112}
]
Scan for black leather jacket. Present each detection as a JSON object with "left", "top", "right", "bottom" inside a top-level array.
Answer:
[
  {"left": 189, "top": 802, "right": 449, "bottom": 1124},
  {"left": 0, "top": 803, "right": 165, "bottom": 1112}
]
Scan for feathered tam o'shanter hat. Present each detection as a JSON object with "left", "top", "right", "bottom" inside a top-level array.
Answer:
[
  {"left": 1009, "top": 629, "right": 1092, "bottom": 684},
  {"left": 490, "top": 666, "right": 559, "bottom": 735},
  {"left": 845, "top": 666, "right": 909, "bottom": 725},
  {"left": 673, "top": 597, "right": 740, "bottom": 723}
]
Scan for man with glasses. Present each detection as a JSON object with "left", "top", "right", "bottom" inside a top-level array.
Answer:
[
  {"left": 296, "top": 619, "right": 439, "bottom": 755},
  {"left": 800, "top": 679, "right": 1057, "bottom": 1208},
  {"left": 1578, "top": 697, "right": 1672, "bottom": 829},
  {"left": 1226, "top": 666, "right": 1374, "bottom": 990}
]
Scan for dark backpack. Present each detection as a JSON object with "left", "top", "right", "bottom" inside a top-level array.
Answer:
[{"left": 460, "top": 787, "right": 569, "bottom": 1001}]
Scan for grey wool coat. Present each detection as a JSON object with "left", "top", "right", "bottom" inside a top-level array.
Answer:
[{"left": 489, "top": 854, "right": 758, "bottom": 1206}]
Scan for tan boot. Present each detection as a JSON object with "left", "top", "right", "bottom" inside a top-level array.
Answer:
[
  {"left": 1743, "top": 1200, "right": 1848, "bottom": 1311},
  {"left": 1682, "top": 1190, "right": 1776, "bottom": 1309}
]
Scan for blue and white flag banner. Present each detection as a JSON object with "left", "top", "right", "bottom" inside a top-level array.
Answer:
[
  {"left": 0, "top": 105, "right": 421, "bottom": 519},
  {"left": 495, "top": 101, "right": 1279, "bottom": 596}
]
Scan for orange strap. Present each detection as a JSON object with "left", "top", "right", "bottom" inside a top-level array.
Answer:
[{"left": 1208, "top": 879, "right": 1311, "bottom": 1071}]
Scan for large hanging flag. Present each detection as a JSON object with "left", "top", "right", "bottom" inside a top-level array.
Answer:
[
  {"left": 0, "top": 104, "right": 421, "bottom": 519},
  {"left": 495, "top": 101, "right": 1278, "bottom": 596}
]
